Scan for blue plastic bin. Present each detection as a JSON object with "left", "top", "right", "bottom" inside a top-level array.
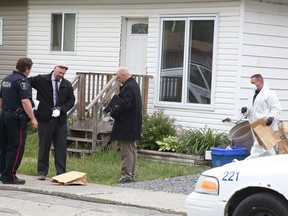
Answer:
[{"left": 210, "top": 146, "right": 247, "bottom": 168}]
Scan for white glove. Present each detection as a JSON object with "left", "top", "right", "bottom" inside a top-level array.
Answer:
[
  {"left": 33, "top": 99, "right": 40, "bottom": 110},
  {"left": 52, "top": 108, "right": 60, "bottom": 117},
  {"left": 103, "top": 112, "right": 110, "bottom": 122}
]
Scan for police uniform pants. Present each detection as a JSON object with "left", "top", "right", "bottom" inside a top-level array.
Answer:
[
  {"left": 0, "top": 111, "right": 27, "bottom": 182},
  {"left": 37, "top": 118, "right": 67, "bottom": 176},
  {"left": 119, "top": 140, "right": 137, "bottom": 179}
]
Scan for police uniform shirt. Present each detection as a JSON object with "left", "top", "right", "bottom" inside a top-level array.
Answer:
[{"left": 0, "top": 71, "right": 32, "bottom": 110}]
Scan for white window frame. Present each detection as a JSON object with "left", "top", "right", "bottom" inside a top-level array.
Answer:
[
  {"left": 50, "top": 12, "right": 77, "bottom": 53},
  {"left": 156, "top": 14, "right": 218, "bottom": 110},
  {"left": 0, "top": 17, "right": 3, "bottom": 45}
]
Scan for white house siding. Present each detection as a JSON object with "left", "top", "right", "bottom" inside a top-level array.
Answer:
[
  {"left": 239, "top": 0, "right": 288, "bottom": 123},
  {"left": 28, "top": 0, "right": 243, "bottom": 132},
  {"left": 27, "top": 5, "right": 123, "bottom": 81},
  {"left": 0, "top": 0, "right": 28, "bottom": 80}
]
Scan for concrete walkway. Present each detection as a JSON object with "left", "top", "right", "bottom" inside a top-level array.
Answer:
[{"left": 0, "top": 174, "right": 187, "bottom": 215}]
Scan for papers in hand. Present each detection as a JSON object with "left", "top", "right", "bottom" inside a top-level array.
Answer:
[{"left": 103, "top": 112, "right": 110, "bottom": 122}]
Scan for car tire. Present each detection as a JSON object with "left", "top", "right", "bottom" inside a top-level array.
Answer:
[{"left": 233, "top": 192, "right": 288, "bottom": 216}]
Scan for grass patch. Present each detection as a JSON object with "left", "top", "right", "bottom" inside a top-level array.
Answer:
[{"left": 19, "top": 133, "right": 208, "bottom": 185}]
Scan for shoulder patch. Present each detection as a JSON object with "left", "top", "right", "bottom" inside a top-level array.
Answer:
[
  {"left": 20, "top": 82, "right": 28, "bottom": 90},
  {"left": 2, "top": 81, "right": 11, "bottom": 88}
]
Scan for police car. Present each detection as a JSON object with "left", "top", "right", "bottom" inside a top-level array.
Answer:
[{"left": 186, "top": 154, "right": 288, "bottom": 216}]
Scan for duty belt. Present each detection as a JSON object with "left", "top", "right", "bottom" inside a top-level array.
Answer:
[{"left": 4, "top": 109, "right": 17, "bottom": 112}]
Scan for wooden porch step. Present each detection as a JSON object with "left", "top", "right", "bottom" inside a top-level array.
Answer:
[
  {"left": 99, "top": 121, "right": 113, "bottom": 133},
  {"left": 69, "top": 120, "right": 93, "bottom": 132},
  {"left": 69, "top": 127, "right": 93, "bottom": 132},
  {"left": 69, "top": 120, "right": 113, "bottom": 133},
  {"left": 67, "top": 119, "right": 113, "bottom": 153},
  {"left": 51, "top": 147, "right": 92, "bottom": 157},
  {"left": 67, "top": 136, "right": 93, "bottom": 143},
  {"left": 67, "top": 136, "right": 110, "bottom": 146},
  {"left": 67, "top": 148, "right": 92, "bottom": 154}
]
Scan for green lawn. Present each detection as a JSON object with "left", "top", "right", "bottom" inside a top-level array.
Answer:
[{"left": 19, "top": 132, "right": 208, "bottom": 185}]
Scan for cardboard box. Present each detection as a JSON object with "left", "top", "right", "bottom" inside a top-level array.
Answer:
[
  {"left": 250, "top": 118, "right": 280, "bottom": 150},
  {"left": 278, "top": 122, "right": 288, "bottom": 154}
]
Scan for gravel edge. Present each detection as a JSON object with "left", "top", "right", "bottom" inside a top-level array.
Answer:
[{"left": 117, "top": 174, "right": 200, "bottom": 195}]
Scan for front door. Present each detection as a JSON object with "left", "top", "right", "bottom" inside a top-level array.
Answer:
[{"left": 121, "top": 18, "right": 148, "bottom": 75}]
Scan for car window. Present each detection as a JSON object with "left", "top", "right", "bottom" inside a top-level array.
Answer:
[
  {"left": 201, "top": 67, "right": 211, "bottom": 88},
  {"left": 189, "top": 64, "right": 206, "bottom": 88}
]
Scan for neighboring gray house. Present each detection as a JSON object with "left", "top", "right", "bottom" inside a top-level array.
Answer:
[
  {"left": 1, "top": 0, "right": 288, "bottom": 132},
  {"left": 0, "top": 0, "right": 28, "bottom": 80}
]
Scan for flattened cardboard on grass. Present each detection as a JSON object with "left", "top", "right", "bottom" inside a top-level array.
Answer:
[{"left": 52, "top": 171, "right": 87, "bottom": 185}]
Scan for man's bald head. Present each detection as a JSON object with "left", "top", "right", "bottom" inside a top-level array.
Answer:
[{"left": 116, "top": 66, "right": 131, "bottom": 84}]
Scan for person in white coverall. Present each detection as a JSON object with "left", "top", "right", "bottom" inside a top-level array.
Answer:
[{"left": 241, "top": 74, "right": 281, "bottom": 158}]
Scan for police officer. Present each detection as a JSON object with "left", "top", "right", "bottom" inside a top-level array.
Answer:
[{"left": 0, "top": 57, "right": 38, "bottom": 184}]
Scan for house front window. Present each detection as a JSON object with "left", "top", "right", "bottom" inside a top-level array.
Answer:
[
  {"left": 158, "top": 16, "right": 216, "bottom": 105},
  {"left": 51, "top": 13, "right": 76, "bottom": 52}
]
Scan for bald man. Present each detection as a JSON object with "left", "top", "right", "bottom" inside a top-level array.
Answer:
[
  {"left": 105, "top": 67, "right": 142, "bottom": 184},
  {"left": 29, "top": 61, "right": 75, "bottom": 180}
]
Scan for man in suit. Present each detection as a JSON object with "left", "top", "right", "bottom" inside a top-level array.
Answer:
[{"left": 29, "top": 61, "right": 75, "bottom": 180}]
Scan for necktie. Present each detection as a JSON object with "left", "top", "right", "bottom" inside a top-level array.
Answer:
[{"left": 55, "top": 80, "right": 59, "bottom": 106}]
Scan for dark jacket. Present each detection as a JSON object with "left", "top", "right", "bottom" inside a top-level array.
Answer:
[
  {"left": 29, "top": 72, "right": 75, "bottom": 124},
  {"left": 0, "top": 71, "right": 33, "bottom": 111},
  {"left": 110, "top": 77, "right": 142, "bottom": 141}
]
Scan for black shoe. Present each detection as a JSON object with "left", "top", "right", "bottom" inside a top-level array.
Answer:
[
  {"left": 2, "top": 178, "right": 25, "bottom": 185},
  {"left": 117, "top": 177, "right": 133, "bottom": 184},
  {"left": 37, "top": 175, "right": 46, "bottom": 180}
]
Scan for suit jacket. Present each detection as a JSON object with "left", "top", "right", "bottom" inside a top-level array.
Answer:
[
  {"left": 29, "top": 71, "right": 75, "bottom": 125},
  {"left": 109, "top": 77, "right": 142, "bottom": 141}
]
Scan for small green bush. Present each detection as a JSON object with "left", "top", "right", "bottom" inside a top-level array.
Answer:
[
  {"left": 156, "top": 136, "right": 181, "bottom": 152},
  {"left": 138, "top": 109, "right": 229, "bottom": 156},
  {"left": 155, "top": 126, "right": 229, "bottom": 156},
  {"left": 178, "top": 126, "right": 229, "bottom": 156},
  {"left": 137, "top": 109, "right": 177, "bottom": 150}
]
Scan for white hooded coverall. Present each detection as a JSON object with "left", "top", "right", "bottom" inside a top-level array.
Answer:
[{"left": 247, "top": 83, "right": 281, "bottom": 158}]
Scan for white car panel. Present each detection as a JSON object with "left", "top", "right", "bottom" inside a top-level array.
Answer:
[
  {"left": 186, "top": 192, "right": 226, "bottom": 216},
  {"left": 186, "top": 154, "right": 288, "bottom": 216}
]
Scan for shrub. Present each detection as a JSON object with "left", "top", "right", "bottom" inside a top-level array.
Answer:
[
  {"left": 156, "top": 136, "right": 181, "bottom": 152},
  {"left": 178, "top": 126, "right": 230, "bottom": 156},
  {"left": 137, "top": 109, "right": 177, "bottom": 150}
]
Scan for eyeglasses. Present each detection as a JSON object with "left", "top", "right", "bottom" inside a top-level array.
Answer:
[{"left": 57, "top": 65, "right": 68, "bottom": 70}]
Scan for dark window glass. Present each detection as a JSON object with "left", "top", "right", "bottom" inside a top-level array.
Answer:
[{"left": 159, "top": 18, "right": 215, "bottom": 105}]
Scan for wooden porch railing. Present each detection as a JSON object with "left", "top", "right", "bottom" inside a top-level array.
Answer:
[{"left": 67, "top": 72, "right": 152, "bottom": 151}]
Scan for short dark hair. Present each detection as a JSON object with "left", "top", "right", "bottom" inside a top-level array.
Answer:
[
  {"left": 251, "top": 74, "right": 263, "bottom": 82},
  {"left": 16, "top": 57, "right": 33, "bottom": 72}
]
